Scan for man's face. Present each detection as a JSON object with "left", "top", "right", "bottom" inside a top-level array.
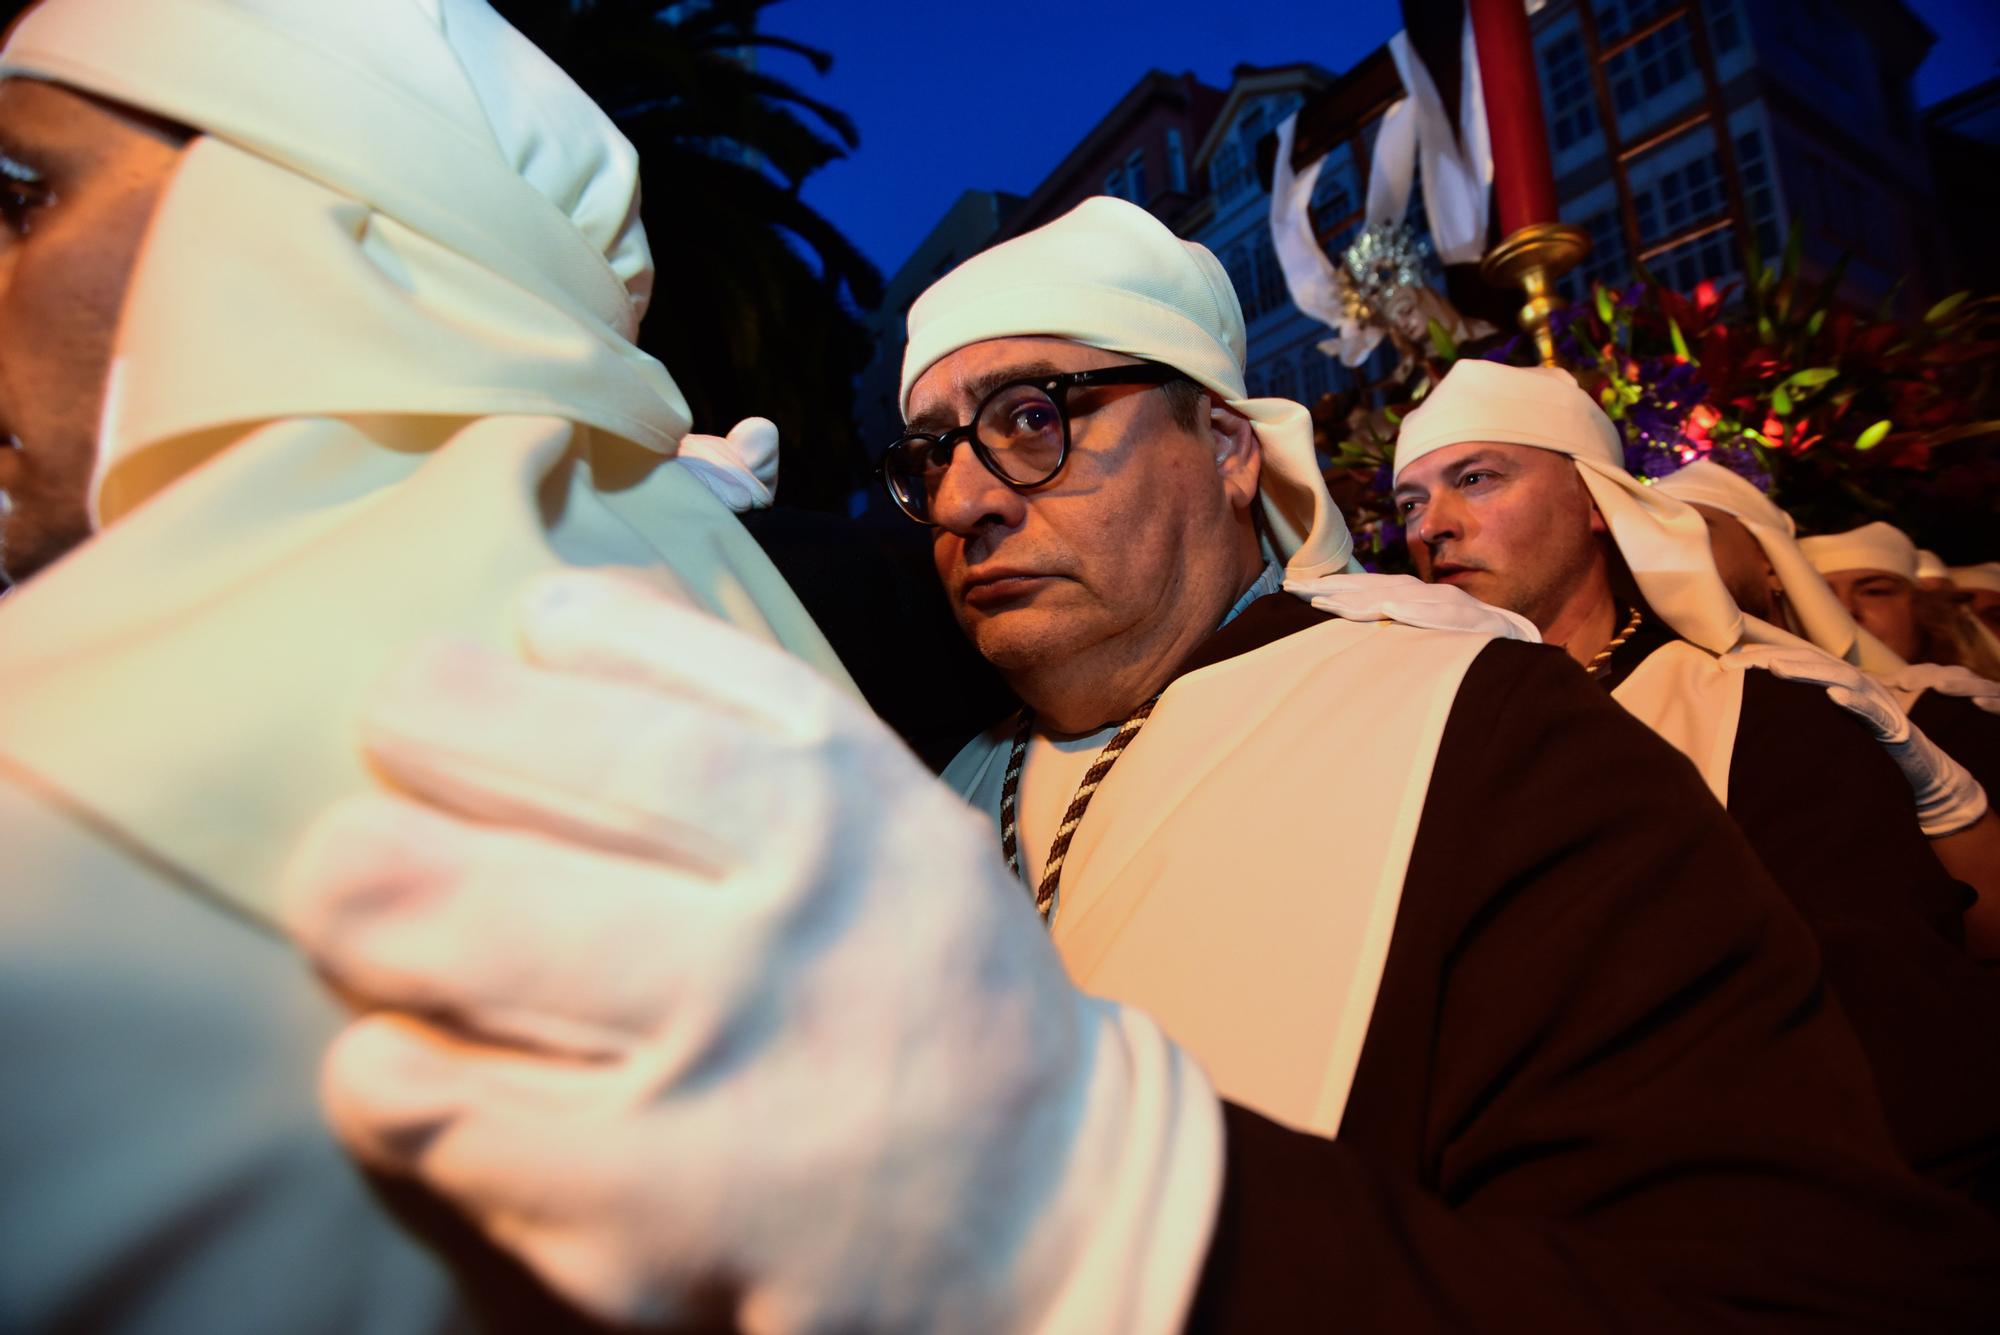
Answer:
[
  {"left": 1689, "top": 502, "right": 1777, "bottom": 620},
  {"left": 1821, "top": 567, "right": 1921, "bottom": 661},
  {"left": 0, "top": 77, "right": 187, "bottom": 588},
  {"left": 1393, "top": 440, "right": 1604, "bottom": 631},
  {"left": 909, "top": 336, "right": 1256, "bottom": 694}
]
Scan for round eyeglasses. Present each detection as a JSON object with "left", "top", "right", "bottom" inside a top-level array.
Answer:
[{"left": 880, "top": 362, "right": 1185, "bottom": 525}]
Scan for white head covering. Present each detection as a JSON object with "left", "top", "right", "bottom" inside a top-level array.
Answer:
[
  {"left": 899, "top": 196, "right": 1357, "bottom": 578},
  {"left": 0, "top": 0, "right": 843, "bottom": 927},
  {"left": 0, "top": 0, "right": 691, "bottom": 523},
  {"left": 1915, "top": 549, "right": 1949, "bottom": 582},
  {"left": 1799, "top": 523, "right": 1920, "bottom": 583},
  {"left": 1950, "top": 563, "right": 2000, "bottom": 595},
  {"left": 1652, "top": 460, "right": 1905, "bottom": 671},
  {"left": 1392, "top": 360, "right": 1747, "bottom": 653}
]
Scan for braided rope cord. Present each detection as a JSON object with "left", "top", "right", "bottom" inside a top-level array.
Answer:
[{"left": 1000, "top": 696, "right": 1161, "bottom": 924}]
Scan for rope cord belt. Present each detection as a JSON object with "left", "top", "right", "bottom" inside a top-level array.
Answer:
[
  {"left": 999, "top": 695, "right": 1160, "bottom": 924},
  {"left": 1586, "top": 605, "right": 1644, "bottom": 679}
]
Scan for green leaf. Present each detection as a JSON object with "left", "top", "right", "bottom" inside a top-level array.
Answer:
[
  {"left": 1771, "top": 385, "right": 1793, "bottom": 416},
  {"left": 1925, "top": 290, "right": 1971, "bottom": 324},
  {"left": 1853, "top": 419, "right": 1892, "bottom": 451},
  {"left": 1669, "top": 318, "right": 1693, "bottom": 364},
  {"left": 1384, "top": 407, "right": 1402, "bottom": 426},
  {"left": 1806, "top": 309, "right": 1827, "bottom": 338},
  {"left": 1784, "top": 368, "right": 1839, "bottom": 390},
  {"left": 1426, "top": 318, "right": 1458, "bottom": 362},
  {"left": 1757, "top": 315, "right": 1776, "bottom": 343},
  {"left": 1595, "top": 286, "right": 1615, "bottom": 324}
]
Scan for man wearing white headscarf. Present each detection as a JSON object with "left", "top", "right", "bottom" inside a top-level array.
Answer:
[
  {"left": 1954, "top": 561, "right": 2000, "bottom": 671},
  {"left": 0, "top": 0, "right": 867, "bottom": 1327},
  {"left": 1658, "top": 466, "right": 2000, "bottom": 841},
  {"left": 1395, "top": 359, "right": 2000, "bottom": 1203},
  {"left": 285, "top": 195, "right": 2000, "bottom": 1328}
]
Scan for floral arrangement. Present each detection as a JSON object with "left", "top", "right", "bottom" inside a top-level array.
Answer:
[{"left": 1315, "top": 227, "right": 2000, "bottom": 572}]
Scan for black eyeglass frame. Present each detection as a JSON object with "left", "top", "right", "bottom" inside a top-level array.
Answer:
[{"left": 879, "top": 362, "right": 1186, "bottom": 525}]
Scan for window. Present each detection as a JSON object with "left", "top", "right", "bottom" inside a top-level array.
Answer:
[
  {"left": 1166, "top": 127, "right": 1187, "bottom": 193},
  {"left": 1578, "top": 207, "right": 1630, "bottom": 289},
  {"left": 1598, "top": 0, "right": 1696, "bottom": 129},
  {"left": 1124, "top": 149, "right": 1146, "bottom": 204},
  {"left": 1223, "top": 246, "right": 1258, "bottom": 320},
  {"left": 1211, "top": 140, "right": 1250, "bottom": 198},
  {"left": 1251, "top": 234, "right": 1287, "bottom": 322},
  {"left": 1300, "top": 347, "right": 1332, "bottom": 403},
  {"left": 1735, "top": 126, "right": 1780, "bottom": 261},
  {"left": 1266, "top": 360, "right": 1297, "bottom": 402},
  {"left": 1707, "top": 0, "right": 1742, "bottom": 53},
  {"left": 1540, "top": 32, "right": 1597, "bottom": 153}
]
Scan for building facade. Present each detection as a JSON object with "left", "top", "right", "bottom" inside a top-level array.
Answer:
[{"left": 852, "top": 188, "right": 1023, "bottom": 465}]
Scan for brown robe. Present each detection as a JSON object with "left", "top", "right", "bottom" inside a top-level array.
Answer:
[{"left": 1179, "top": 597, "right": 1999, "bottom": 1330}]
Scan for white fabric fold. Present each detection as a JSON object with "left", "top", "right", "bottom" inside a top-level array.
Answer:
[
  {"left": 1654, "top": 460, "right": 1901, "bottom": 671},
  {"left": 0, "top": 0, "right": 844, "bottom": 928},
  {"left": 1800, "top": 523, "right": 1920, "bottom": 582},
  {"left": 0, "top": 0, "right": 692, "bottom": 525},
  {"left": 1951, "top": 563, "right": 2000, "bottom": 595},
  {"left": 1283, "top": 571, "right": 1540, "bottom": 641},
  {"left": 1268, "top": 112, "right": 1378, "bottom": 368},
  {"left": 1719, "top": 640, "right": 1990, "bottom": 836},
  {"left": 284, "top": 570, "right": 1224, "bottom": 1331},
  {"left": 675, "top": 417, "right": 779, "bottom": 512},
  {"left": 1384, "top": 22, "right": 1491, "bottom": 265},
  {"left": 900, "top": 195, "right": 1358, "bottom": 578}
]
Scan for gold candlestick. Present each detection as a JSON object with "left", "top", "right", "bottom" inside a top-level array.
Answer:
[{"left": 1480, "top": 222, "right": 1591, "bottom": 367}]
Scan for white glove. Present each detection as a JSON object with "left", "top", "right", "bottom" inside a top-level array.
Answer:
[
  {"left": 676, "top": 416, "right": 779, "bottom": 511},
  {"left": 282, "top": 570, "right": 1220, "bottom": 1334},
  {"left": 1283, "top": 571, "right": 1541, "bottom": 641},
  {"left": 1722, "top": 642, "right": 1989, "bottom": 837},
  {"left": 1880, "top": 662, "right": 2000, "bottom": 716}
]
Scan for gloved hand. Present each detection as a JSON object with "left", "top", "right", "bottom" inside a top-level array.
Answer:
[
  {"left": 676, "top": 416, "right": 779, "bottom": 511},
  {"left": 282, "top": 570, "right": 1220, "bottom": 1334},
  {"left": 1880, "top": 662, "right": 2000, "bottom": 716},
  {"left": 1722, "top": 642, "right": 1989, "bottom": 837},
  {"left": 1283, "top": 571, "right": 1540, "bottom": 641}
]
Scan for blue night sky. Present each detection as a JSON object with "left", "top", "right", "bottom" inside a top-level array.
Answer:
[{"left": 773, "top": 0, "right": 2000, "bottom": 278}]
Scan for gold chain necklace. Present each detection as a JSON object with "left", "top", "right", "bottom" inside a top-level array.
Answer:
[
  {"left": 1586, "top": 606, "right": 1645, "bottom": 678},
  {"left": 999, "top": 695, "right": 1160, "bottom": 925}
]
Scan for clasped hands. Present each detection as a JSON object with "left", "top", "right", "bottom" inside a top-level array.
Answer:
[{"left": 281, "top": 571, "right": 1219, "bottom": 1333}]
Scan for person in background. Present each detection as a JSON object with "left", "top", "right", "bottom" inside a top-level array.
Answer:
[
  {"left": 1654, "top": 462, "right": 2000, "bottom": 838},
  {"left": 1394, "top": 359, "right": 2000, "bottom": 1197}
]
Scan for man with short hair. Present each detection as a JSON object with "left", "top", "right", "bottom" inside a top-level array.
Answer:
[
  {"left": 1394, "top": 359, "right": 2000, "bottom": 1206},
  {"left": 289, "top": 197, "right": 2000, "bottom": 1328}
]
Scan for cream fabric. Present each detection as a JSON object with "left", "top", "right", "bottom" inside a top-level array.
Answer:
[
  {"left": 1654, "top": 460, "right": 1903, "bottom": 672},
  {"left": 1611, "top": 642, "right": 1745, "bottom": 803},
  {"left": 945, "top": 618, "right": 1490, "bottom": 1136},
  {"left": 1916, "top": 549, "right": 1949, "bottom": 582},
  {"left": 0, "top": 0, "right": 847, "bottom": 927},
  {"left": 1394, "top": 361, "right": 1750, "bottom": 654},
  {"left": 1800, "top": 522, "right": 1920, "bottom": 582},
  {"left": 1, "top": 0, "right": 690, "bottom": 522},
  {"left": 1284, "top": 571, "right": 1541, "bottom": 640},
  {"left": 1951, "top": 563, "right": 2000, "bottom": 596},
  {"left": 284, "top": 572, "right": 1221, "bottom": 1333},
  {"left": 899, "top": 196, "right": 1357, "bottom": 579}
]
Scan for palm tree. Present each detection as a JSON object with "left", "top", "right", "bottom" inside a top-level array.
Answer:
[{"left": 493, "top": 0, "right": 885, "bottom": 510}]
